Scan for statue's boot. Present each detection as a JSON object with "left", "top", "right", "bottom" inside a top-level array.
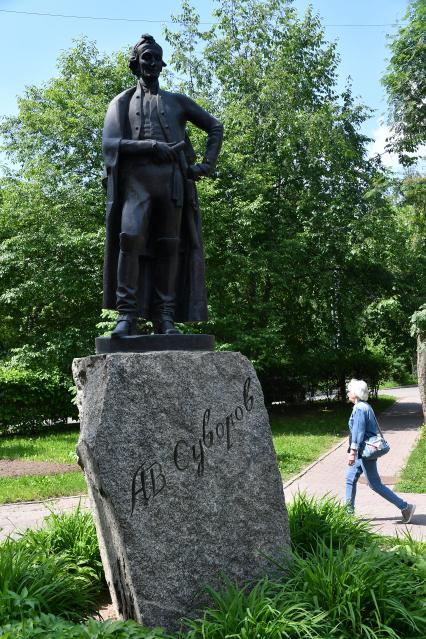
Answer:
[
  {"left": 152, "top": 237, "right": 182, "bottom": 336},
  {"left": 111, "top": 314, "right": 138, "bottom": 338},
  {"left": 111, "top": 233, "right": 140, "bottom": 338}
]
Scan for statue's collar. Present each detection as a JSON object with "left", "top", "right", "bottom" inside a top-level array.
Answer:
[{"left": 139, "top": 78, "right": 159, "bottom": 95}]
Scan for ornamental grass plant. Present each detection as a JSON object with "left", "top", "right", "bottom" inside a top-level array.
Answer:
[
  {"left": 287, "top": 492, "right": 375, "bottom": 554},
  {"left": 184, "top": 578, "right": 329, "bottom": 638},
  {"left": 17, "top": 504, "right": 102, "bottom": 580},
  {"left": 184, "top": 539, "right": 426, "bottom": 639},
  {"left": 0, "top": 505, "right": 103, "bottom": 624},
  {"left": 1, "top": 496, "right": 425, "bottom": 638},
  {"left": 0, "top": 539, "right": 99, "bottom": 622}
]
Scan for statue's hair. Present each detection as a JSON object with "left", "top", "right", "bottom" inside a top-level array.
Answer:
[
  {"left": 129, "top": 34, "right": 166, "bottom": 76},
  {"left": 347, "top": 378, "right": 369, "bottom": 401}
]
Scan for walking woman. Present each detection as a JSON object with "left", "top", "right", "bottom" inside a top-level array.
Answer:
[{"left": 346, "top": 378, "right": 415, "bottom": 523}]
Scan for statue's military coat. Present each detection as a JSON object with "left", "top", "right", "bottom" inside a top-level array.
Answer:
[{"left": 102, "top": 87, "right": 223, "bottom": 321}]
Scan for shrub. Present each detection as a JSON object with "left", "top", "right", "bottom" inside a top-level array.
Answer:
[
  {"left": 0, "top": 367, "right": 77, "bottom": 434},
  {"left": 257, "top": 348, "right": 390, "bottom": 404}
]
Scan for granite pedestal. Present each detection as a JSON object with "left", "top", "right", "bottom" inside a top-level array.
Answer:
[{"left": 72, "top": 351, "right": 290, "bottom": 630}]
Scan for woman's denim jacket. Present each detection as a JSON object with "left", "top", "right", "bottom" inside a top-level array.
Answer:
[{"left": 348, "top": 401, "right": 379, "bottom": 455}]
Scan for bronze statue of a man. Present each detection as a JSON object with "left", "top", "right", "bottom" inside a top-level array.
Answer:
[{"left": 102, "top": 34, "right": 223, "bottom": 337}]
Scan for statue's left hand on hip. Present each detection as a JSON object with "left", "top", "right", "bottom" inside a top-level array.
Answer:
[{"left": 188, "top": 163, "right": 211, "bottom": 181}]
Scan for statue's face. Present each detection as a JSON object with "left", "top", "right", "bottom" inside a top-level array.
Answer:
[{"left": 138, "top": 47, "right": 163, "bottom": 82}]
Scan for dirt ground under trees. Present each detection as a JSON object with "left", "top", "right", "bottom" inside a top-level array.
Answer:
[{"left": 0, "top": 459, "right": 80, "bottom": 477}]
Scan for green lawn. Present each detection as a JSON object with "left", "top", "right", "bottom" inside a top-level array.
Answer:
[
  {"left": 270, "top": 397, "right": 396, "bottom": 480},
  {"left": 396, "top": 424, "right": 426, "bottom": 493},
  {"left": 0, "top": 429, "right": 79, "bottom": 464},
  {"left": 0, "top": 472, "right": 86, "bottom": 504},
  {"left": 0, "top": 427, "right": 83, "bottom": 504}
]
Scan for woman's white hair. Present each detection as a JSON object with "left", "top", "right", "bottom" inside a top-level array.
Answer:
[{"left": 347, "top": 378, "right": 369, "bottom": 401}]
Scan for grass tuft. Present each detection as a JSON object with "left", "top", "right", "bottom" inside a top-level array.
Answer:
[
  {"left": 186, "top": 495, "right": 426, "bottom": 639},
  {"left": 0, "top": 539, "right": 99, "bottom": 622},
  {"left": 17, "top": 503, "right": 102, "bottom": 580},
  {"left": 184, "top": 577, "right": 328, "bottom": 638},
  {"left": 287, "top": 492, "right": 374, "bottom": 554},
  {"left": 1, "top": 487, "right": 425, "bottom": 639},
  {"left": 0, "top": 505, "right": 104, "bottom": 625}
]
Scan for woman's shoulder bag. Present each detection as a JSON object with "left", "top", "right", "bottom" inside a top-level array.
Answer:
[{"left": 362, "top": 411, "right": 390, "bottom": 460}]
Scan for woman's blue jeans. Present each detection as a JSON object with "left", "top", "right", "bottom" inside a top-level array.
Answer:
[{"left": 345, "top": 458, "right": 408, "bottom": 512}]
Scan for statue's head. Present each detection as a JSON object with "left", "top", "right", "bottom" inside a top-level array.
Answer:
[{"left": 129, "top": 34, "right": 167, "bottom": 81}]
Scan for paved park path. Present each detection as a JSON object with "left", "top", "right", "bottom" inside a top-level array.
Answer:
[
  {"left": 0, "top": 387, "right": 424, "bottom": 540},
  {"left": 285, "top": 386, "right": 426, "bottom": 540}
]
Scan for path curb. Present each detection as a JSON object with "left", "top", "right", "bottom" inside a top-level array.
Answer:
[
  {"left": 0, "top": 493, "right": 87, "bottom": 509},
  {"left": 283, "top": 437, "right": 347, "bottom": 489}
]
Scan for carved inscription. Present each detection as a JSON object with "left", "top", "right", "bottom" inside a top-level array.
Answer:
[
  {"left": 130, "top": 377, "right": 254, "bottom": 514},
  {"left": 173, "top": 377, "right": 254, "bottom": 477},
  {"left": 131, "top": 461, "right": 166, "bottom": 515}
]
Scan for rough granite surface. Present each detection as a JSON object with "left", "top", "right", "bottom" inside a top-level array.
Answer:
[{"left": 72, "top": 351, "right": 290, "bottom": 630}]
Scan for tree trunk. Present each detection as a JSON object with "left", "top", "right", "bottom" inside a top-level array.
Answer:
[{"left": 417, "top": 333, "right": 426, "bottom": 423}]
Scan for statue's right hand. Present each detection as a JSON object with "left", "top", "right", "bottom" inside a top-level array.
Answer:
[{"left": 152, "top": 141, "right": 179, "bottom": 162}]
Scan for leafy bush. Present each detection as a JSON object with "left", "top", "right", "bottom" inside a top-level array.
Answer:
[
  {"left": 0, "top": 367, "right": 77, "bottom": 434},
  {"left": 258, "top": 348, "right": 390, "bottom": 404}
]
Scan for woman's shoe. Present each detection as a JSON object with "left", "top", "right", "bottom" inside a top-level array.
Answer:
[{"left": 401, "top": 504, "right": 416, "bottom": 523}]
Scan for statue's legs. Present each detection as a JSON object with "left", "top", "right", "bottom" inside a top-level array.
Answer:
[{"left": 112, "top": 162, "right": 183, "bottom": 337}]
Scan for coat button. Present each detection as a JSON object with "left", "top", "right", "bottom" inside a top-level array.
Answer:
[
  {"left": 136, "top": 112, "right": 140, "bottom": 116},
  {"left": 136, "top": 95, "right": 140, "bottom": 99}
]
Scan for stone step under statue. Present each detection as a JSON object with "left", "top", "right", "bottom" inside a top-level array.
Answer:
[
  {"left": 95, "top": 333, "right": 215, "bottom": 354},
  {"left": 73, "top": 350, "right": 290, "bottom": 630}
]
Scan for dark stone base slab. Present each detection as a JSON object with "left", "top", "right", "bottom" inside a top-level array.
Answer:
[{"left": 95, "top": 334, "right": 215, "bottom": 354}]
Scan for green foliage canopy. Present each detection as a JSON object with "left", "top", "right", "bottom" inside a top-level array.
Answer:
[
  {"left": 0, "top": 41, "right": 131, "bottom": 373},
  {"left": 165, "top": 0, "right": 422, "bottom": 395},
  {"left": 382, "top": 0, "right": 426, "bottom": 164}
]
